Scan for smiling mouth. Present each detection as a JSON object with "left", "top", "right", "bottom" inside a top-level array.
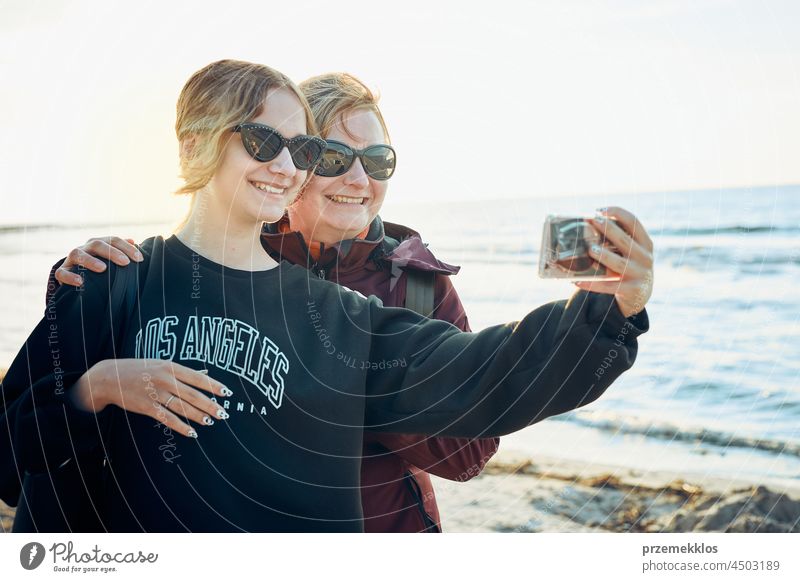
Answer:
[
  {"left": 250, "top": 180, "right": 286, "bottom": 195},
  {"left": 326, "top": 194, "right": 366, "bottom": 205}
]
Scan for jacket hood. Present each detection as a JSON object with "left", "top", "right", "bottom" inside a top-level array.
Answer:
[{"left": 261, "top": 214, "right": 460, "bottom": 276}]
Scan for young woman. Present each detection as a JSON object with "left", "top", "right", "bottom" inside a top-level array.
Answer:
[{"left": 1, "top": 60, "right": 652, "bottom": 533}]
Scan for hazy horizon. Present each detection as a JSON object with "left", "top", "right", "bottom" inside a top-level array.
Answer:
[{"left": 0, "top": 182, "right": 795, "bottom": 229}]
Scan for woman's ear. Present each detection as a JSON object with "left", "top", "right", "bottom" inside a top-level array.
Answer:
[{"left": 180, "top": 135, "right": 197, "bottom": 160}]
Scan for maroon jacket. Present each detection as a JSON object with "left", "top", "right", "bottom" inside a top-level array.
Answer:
[{"left": 261, "top": 215, "right": 500, "bottom": 532}]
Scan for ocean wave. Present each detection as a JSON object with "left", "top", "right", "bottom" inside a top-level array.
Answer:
[
  {"left": 658, "top": 225, "right": 800, "bottom": 236},
  {"left": 655, "top": 246, "right": 800, "bottom": 268},
  {"left": 555, "top": 412, "right": 800, "bottom": 458}
]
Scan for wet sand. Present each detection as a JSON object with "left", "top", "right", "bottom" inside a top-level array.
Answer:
[{"left": 432, "top": 450, "right": 800, "bottom": 533}]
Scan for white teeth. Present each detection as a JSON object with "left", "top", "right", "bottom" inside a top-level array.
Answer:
[
  {"left": 328, "top": 195, "right": 364, "bottom": 205},
  {"left": 251, "top": 181, "right": 284, "bottom": 195}
]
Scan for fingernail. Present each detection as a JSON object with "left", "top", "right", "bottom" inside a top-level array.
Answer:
[
  {"left": 594, "top": 215, "right": 605, "bottom": 224},
  {"left": 188, "top": 429, "right": 198, "bottom": 438},
  {"left": 591, "top": 244, "right": 601, "bottom": 254},
  {"left": 216, "top": 408, "right": 229, "bottom": 419},
  {"left": 134, "top": 251, "right": 143, "bottom": 261},
  {"left": 74, "top": 275, "right": 84, "bottom": 285},
  {"left": 202, "top": 416, "right": 214, "bottom": 426},
  {"left": 118, "top": 255, "right": 130, "bottom": 265},
  {"left": 198, "top": 369, "right": 209, "bottom": 375},
  {"left": 220, "top": 387, "right": 233, "bottom": 397}
]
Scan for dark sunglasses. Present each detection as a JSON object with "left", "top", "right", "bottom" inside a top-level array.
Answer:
[
  {"left": 232, "top": 123, "right": 326, "bottom": 170},
  {"left": 315, "top": 140, "right": 396, "bottom": 180}
]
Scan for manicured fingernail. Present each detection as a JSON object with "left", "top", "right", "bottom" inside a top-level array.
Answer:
[
  {"left": 188, "top": 429, "right": 198, "bottom": 438},
  {"left": 591, "top": 244, "right": 601, "bottom": 254},
  {"left": 216, "top": 408, "right": 229, "bottom": 419},
  {"left": 202, "top": 416, "right": 214, "bottom": 426},
  {"left": 220, "top": 387, "right": 233, "bottom": 397}
]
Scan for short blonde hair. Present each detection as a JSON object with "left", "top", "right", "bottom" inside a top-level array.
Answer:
[
  {"left": 175, "top": 59, "right": 318, "bottom": 195},
  {"left": 299, "top": 72, "right": 390, "bottom": 142}
]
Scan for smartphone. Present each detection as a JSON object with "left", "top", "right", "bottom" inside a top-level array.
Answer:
[{"left": 538, "top": 215, "right": 619, "bottom": 280}]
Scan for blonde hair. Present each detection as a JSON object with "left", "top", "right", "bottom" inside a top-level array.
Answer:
[
  {"left": 299, "top": 72, "right": 390, "bottom": 142},
  {"left": 175, "top": 59, "right": 318, "bottom": 195}
]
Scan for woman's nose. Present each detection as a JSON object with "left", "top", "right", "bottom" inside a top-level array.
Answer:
[
  {"left": 344, "top": 157, "right": 369, "bottom": 188},
  {"left": 267, "top": 147, "right": 297, "bottom": 177}
]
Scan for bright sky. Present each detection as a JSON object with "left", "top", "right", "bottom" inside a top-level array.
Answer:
[{"left": 1, "top": 0, "right": 798, "bottom": 226}]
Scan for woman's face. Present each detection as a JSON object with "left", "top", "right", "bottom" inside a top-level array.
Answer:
[
  {"left": 289, "top": 109, "right": 389, "bottom": 243},
  {"left": 209, "top": 87, "right": 309, "bottom": 226}
]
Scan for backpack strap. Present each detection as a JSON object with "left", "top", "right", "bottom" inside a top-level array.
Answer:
[
  {"left": 381, "top": 234, "right": 437, "bottom": 318},
  {"left": 404, "top": 269, "right": 436, "bottom": 318},
  {"left": 109, "top": 258, "right": 139, "bottom": 343},
  {"left": 99, "top": 246, "right": 144, "bottom": 516}
]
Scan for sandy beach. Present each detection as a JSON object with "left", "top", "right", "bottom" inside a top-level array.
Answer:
[
  {"left": 432, "top": 450, "right": 800, "bottom": 533},
  {"left": 3, "top": 447, "right": 798, "bottom": 533}
]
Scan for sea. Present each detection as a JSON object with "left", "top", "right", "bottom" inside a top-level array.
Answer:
[{"left": 1, "top": 184, "right": 798, "bottom": 490}]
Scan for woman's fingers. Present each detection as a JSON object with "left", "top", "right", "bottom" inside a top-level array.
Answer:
[
  {"left": 587, "top": 216, "right": 653, "bottom": 269},
  {"left": 587, "top": 241, "right": 641, "bottom": 278},
  {"left": 85, "top": 237, "right": 142, "bottom": 266},
  {"left": 56, "top": 237, "right": 142, "bottom": 288},
  {"left": 154, "top": 370, "right": 231, "bottom": 424},
  {"left": 158, "top": 380, "right": 227, "bottom": 427},
  {"left": 147, "top": 400, "right": 199, "bottom": 439},
  {"left": 64, "top": 247, "right": 108, "bottom": 273},
  {"left": 170, "top": 361, "right": 232, "bottom": 398},
  {"left": 88, "top": 359, "right": 231, "bottom": 439},
  {"left": 55, "top": 266, "right": 85, "bottom": 287},
  {"left": 597, "top": 207, "right": 654, "bottom": 253},
  {"left": 62, "top": 237, "right": 142, "bottom": 270}
]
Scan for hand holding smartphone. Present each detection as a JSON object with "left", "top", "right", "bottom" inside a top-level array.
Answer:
[{"left": 538, "top": 215, "right": 620, "bottom": 280}]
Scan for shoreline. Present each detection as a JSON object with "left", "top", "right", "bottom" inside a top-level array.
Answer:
[{"left": 432, "top": 450, "right": 800, "bottom": 533}]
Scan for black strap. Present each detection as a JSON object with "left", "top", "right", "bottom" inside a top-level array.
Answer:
[
  {"left": 97, "top": 251, "right": 142, "bottom": 520},
  {"left": 109, "top": 257, "right": 140, "bottom": 336},
  {"left": 404, "top": 270, "right": 436, "bottom": 318}
]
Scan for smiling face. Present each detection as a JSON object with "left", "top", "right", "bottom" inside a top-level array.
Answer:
[
  {"left": 208, "top": 87, "right": 310, "bottom": 226},
  {"left": 288, "top": 108, "right": 389, "bottom": 245}
]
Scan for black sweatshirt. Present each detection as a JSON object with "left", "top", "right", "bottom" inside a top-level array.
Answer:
[{"left": 0, "top": 234, "right": 649, "bottom": 531}]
